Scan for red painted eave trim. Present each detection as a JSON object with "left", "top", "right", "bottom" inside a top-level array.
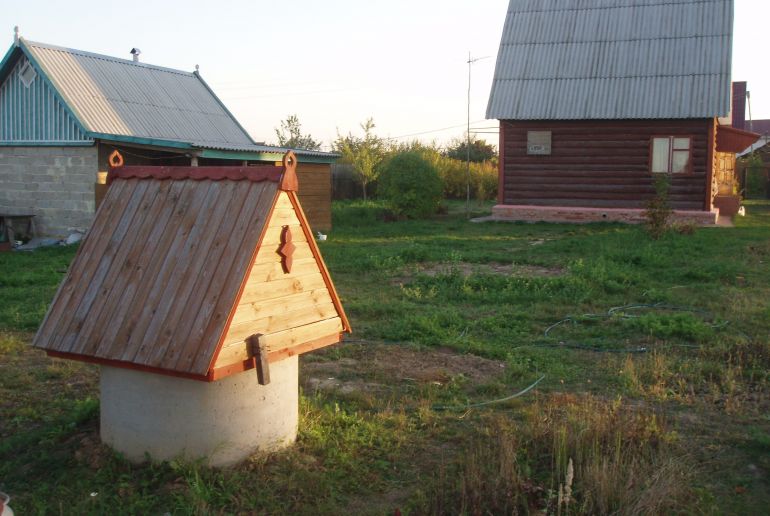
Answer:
[
  {"left": 45, "top": 350, "right": 212, "bottom": 382},
  {"left": 716, "top": 125, "right": 761, "bottom": 153}
]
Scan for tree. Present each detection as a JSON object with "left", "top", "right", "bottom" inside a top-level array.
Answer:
[
  {"left": 445, "top": 137, "right": 496, "bottom": 163},
  {"left": 274, "top": 114, "right": 321, "bottom": 151},
  {"left": 334, "top": 118, "right": 385, "bottom": 201}
]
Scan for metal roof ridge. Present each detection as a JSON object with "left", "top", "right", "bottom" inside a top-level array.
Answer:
[
  {"left": 192, "top": 70, "right": 258, "bottom": 146},
  {"left": 22, "top": 38, "right": 196, "bottom": 77},
  {"left": 496, "top": 73, "right": 728, "bottom": 81},
  {"left": 501, "top": 34, "right": 731, "bottom": 46},
  {"left": 508, "top": 0, "right": 725, "bottom": 15}
]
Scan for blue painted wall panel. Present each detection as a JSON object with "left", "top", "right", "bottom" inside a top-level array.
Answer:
[{"left": 0, "top": 55, "right": 91, "bottom": 143}]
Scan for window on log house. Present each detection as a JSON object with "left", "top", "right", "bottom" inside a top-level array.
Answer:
[
  {"left": 651, "top": 136, "right": 691, "bottom": 173},
  {"left": 527, "top": 131, "right": 552, "bottom": 155}
]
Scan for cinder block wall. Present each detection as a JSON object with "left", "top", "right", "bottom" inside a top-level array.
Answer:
[{"left": 0, "top": 146, "right": 98, "bottom": 237}]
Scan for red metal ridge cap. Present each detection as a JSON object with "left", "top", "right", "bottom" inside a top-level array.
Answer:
[
  {"left": 105, "top": 150, "right": 300, "bottom": 188},
  {"left": 108, "top": 165, "right": 284, "bottom": 184}
]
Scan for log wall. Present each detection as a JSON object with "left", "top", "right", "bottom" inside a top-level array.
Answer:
[{"left": 499, "top": 119, "right": 715, "bottom": 210}]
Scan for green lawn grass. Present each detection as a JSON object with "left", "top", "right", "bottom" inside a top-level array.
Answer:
[{"left": 1, "top": 200, "right": 769, "bottom": 514}]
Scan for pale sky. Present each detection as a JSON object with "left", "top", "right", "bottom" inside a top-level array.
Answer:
[{"left": 4, "top": 0, "right": 768, "bottom": 150}]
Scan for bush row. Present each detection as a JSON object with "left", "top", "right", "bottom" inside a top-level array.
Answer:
[
  {"left": 376, "top": 149, "right": 498, "bottom": 219},
  {"left": 411, "top": 148, "right": 498, "bottom": 202}
]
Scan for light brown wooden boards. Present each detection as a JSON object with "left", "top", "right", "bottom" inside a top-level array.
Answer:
[{"left": 213, "top": 191, "right": 346, "bottom": 371}]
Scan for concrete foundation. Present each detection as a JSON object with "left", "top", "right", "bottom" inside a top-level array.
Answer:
[
  {"left": 99, "top": 356, "right": 298, "bottom": 467},
  {"left": 489, "top": 204, "right": 719, "bottom": 225}
]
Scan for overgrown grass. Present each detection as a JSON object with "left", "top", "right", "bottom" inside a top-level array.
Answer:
[
  {"left": 413, "top": 394, "right": 694, "bottom": 515},
  {"left": 2, "top": 199, "right": 769, "bottom": 513}
]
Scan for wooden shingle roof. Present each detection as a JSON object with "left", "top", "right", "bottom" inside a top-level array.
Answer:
[{"left": 33, "top": 152, "right": 349, "bottom": 381}]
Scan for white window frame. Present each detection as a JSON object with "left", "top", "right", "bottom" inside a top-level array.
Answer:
[
  {"left": 650, "top": 136, "right": 692, "bottom": 174},
  {"left": 19, "top": 61, "right": 37, "bottom": 88}
]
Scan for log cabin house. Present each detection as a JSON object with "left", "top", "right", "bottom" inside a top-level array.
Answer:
[
  {"left": 0, "top": 32, "right": 336, "bottom": 237},
  {"left": 486, "top": 0, "right": 759, "bottom": 224}
]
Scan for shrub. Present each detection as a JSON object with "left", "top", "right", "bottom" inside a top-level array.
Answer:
[
  {"left": 431, "top": 155, "right": 498, "bottom": 202},
  {"left": 378, "top": 151, "right": 443, "bottom": 218},
  {"left": 739, "top": 153, "right": 766, "bottom": 198},
  {"left": 386, "top": 142, "right": 498, "bottom": 202},
  {"left": 745, "top": 167, "right": 767, "bottom": 198},
  {"left": 470, "top": 160, "right": 498, "bottom": 201},
  {"left": 645, "top": 174, "right": 672, "bottom": 239}
]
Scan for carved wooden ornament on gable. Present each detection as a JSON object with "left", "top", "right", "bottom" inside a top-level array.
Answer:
[{"left": 278, "top": 225, "right": 295, "bottom": 273}]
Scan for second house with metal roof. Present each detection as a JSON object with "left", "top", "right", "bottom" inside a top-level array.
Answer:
[
  {"left": 486, "top": 0, "right": 759, "bottom": 224},
  {"left": 0, "top": 30, "right": 336, "bottom": 237}
]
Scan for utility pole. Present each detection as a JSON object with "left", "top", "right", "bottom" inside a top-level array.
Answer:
[
  {"left": 747, "top": 90, "right": 753, "bottom": 133},
  {"left": 466, "top": 52, "right": 490, "bottom": 218}
]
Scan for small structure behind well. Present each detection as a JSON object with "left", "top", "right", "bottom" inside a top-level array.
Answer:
[{"left": 32, "top": 151, "right": 350, "bottom": 466}]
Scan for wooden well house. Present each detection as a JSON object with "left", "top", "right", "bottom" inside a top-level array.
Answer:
[{"left": 32, "top": 150, "right": 350, "bottom": 466}]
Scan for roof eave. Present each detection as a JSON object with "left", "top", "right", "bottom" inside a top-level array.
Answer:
[
  {"left": 0, "top": 42, "right": 21, "bottom": 84},
  {"left": 199, "top": 148, "right": 338, "bottom": 164},
  {"left": 92, "top": 133, "right": 195, "bottom": 150}
]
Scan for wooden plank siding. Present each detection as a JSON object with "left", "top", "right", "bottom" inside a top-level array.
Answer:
[
  {"left": 214, "top": 191, "right": 340, "bottom": 369},
  {"left": 32, "top": 176, "right": 280, "bottom": 377},
  {"left": 296, "top": 163, "right": 332, "bottom": 232},
  {"left": 499, "top": 119, "right": 714, "bottom": 211}
]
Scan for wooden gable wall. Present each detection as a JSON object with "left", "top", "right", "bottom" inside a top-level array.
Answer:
[{"left": 213, "top": 191, "right": 344, "bottom": 372}]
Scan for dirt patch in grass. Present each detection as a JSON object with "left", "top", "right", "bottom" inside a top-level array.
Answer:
[
  {"left": 391, "top": 261, "right": 564, "bottom": 285},
  {"left": 302, "top": 343, "right": 506, "bottom": 395}
]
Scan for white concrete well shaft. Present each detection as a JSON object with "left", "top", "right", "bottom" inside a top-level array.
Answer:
[{"left": 99, "top": 356, "right": 298, "bottom": 467}]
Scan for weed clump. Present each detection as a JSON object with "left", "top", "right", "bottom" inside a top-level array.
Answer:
[
  {"left": 645, "top": 174, "right": 673, "bottom": 239},
  {"left": 415, "top": 394, "right": 694, "bottom": 515}
]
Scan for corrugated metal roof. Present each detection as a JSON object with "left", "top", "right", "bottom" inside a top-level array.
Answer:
[
  {"left": 23, "top": 39, "right": 256, "bottom": 148},
  {"left": 199, "top": 141, "right": 340, "bottom": 159},
  {"left": 487, "top": 0, "right": 733, "bottom": 120}
]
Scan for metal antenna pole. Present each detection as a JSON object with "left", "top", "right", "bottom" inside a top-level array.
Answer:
[
  {"left": 466, "top": 51, "right": 472, "bottom": 219},
  {"left": 747, "top": 90, "right": 753, "bottom": 133},
  {"left": 466, "top": 53, "right": 491, "bottom": 219}
]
